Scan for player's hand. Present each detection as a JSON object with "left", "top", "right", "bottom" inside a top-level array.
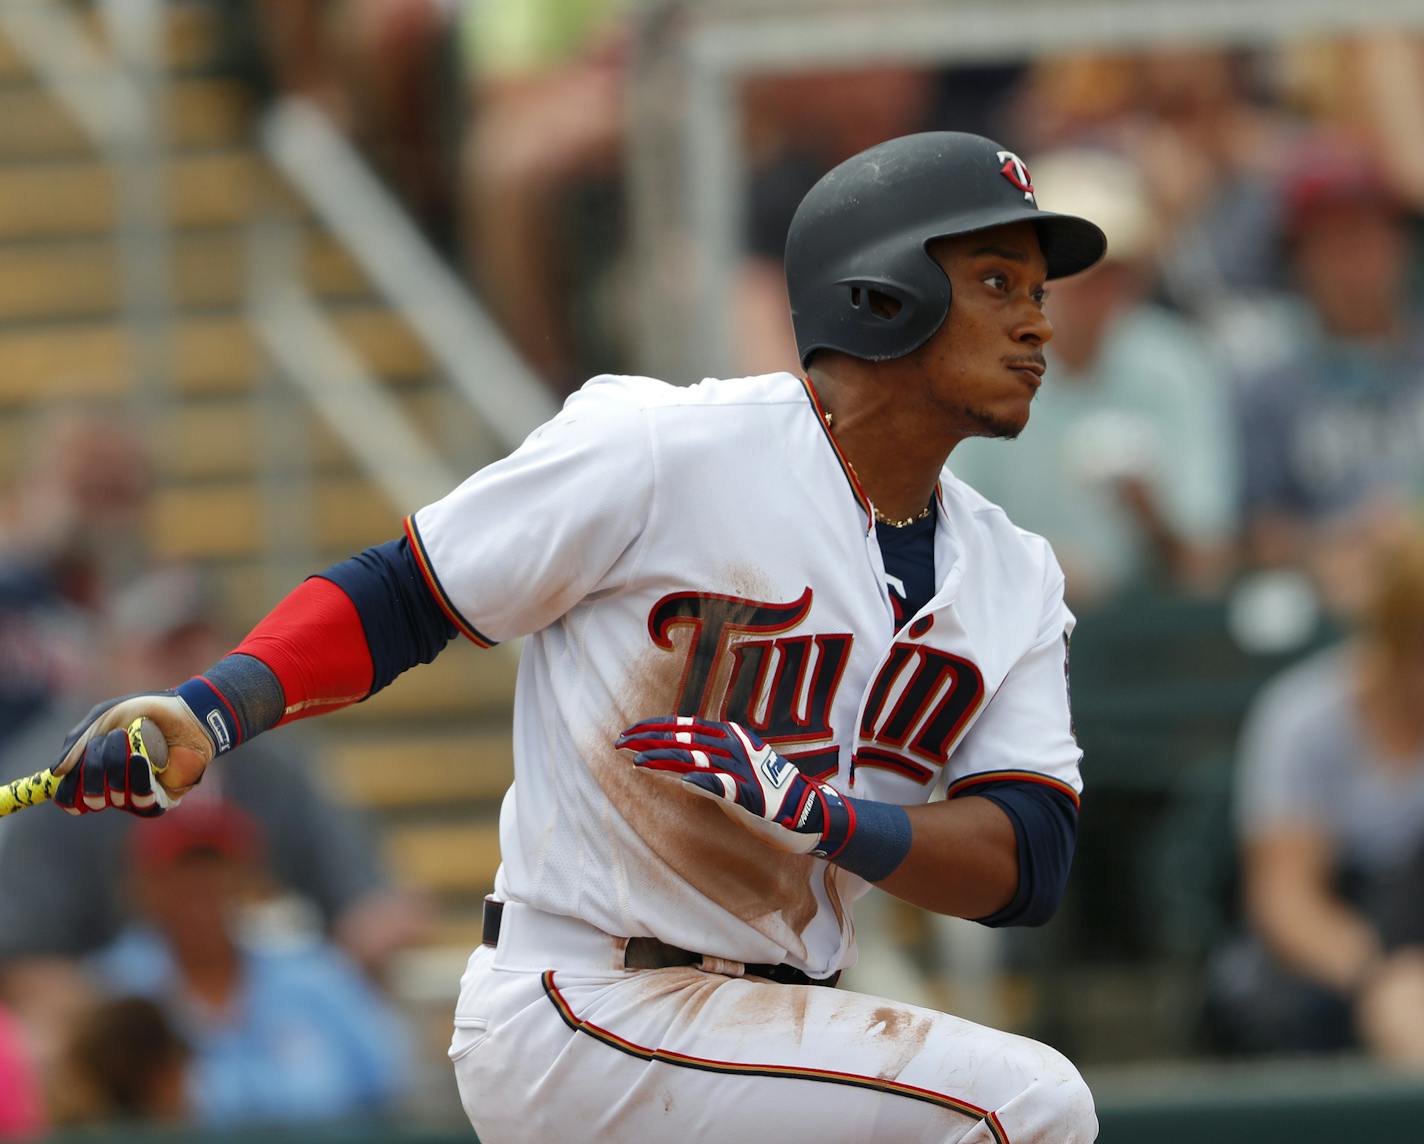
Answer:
[
  {"left": 615, "top": 716, "right": 851, "bottom": 857},
  {"left": 52, "top": 692, "right": 216, "bottom": 815}
]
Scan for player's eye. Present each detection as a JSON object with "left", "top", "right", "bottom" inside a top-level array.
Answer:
[
  {"left": 1032, "top": 286, "right": 1050, "bottom": 307},
  {"left": 982, "top": 272, "right": 1009, "bottom": 292}
]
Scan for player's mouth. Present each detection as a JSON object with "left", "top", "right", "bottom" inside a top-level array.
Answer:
[{"left": 1005, "top": 358, "right": 1045, "bottom": 391}]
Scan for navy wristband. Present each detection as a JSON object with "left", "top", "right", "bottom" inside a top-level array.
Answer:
[
  {"left": 176, "top": 655, "right": 285, "bottom": 755},
  {"left": 176, "top": 676, "right": 241, "bottom": 755},
  {"left": 828, "top": 796, "right": 912, "bottom": 882}
]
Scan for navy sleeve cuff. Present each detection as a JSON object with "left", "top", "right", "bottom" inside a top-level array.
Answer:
[{"left": 968, "top": 781, "right": 1079, "bottom": 928}]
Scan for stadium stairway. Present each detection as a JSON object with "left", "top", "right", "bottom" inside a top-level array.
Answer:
[{"left": 0, "top": 3, "right": 512, "bottom": 960}]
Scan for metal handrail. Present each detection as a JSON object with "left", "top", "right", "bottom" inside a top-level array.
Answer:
[
  {"left": 252, "top": 284, "right": 461, "bottom": 512},
  {"left": 260, "top": 98, "right": 560, "bottom": 454},
  {"left": 0, "top": 0, "right": 143, "bottom": 142}
]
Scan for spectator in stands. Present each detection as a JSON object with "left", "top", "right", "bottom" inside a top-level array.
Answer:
[
  {"left": 0, "top": 566, "right": 430, "bottom": 984},
  {"left": 459, "top": 0, "right": 634, "bottom": 389},
  {"left": 1278, "top": 33, "right": 1424, "bottom": 216},
  {"left": 1011, "top": 48, "right": 1291, "bottom": 310},
  {"left": 49, "top": 998, "right": 188, "bottom": 1129},
  {"left": 0, "top": 1001, "right": 44, "bottom": 1139},
  {"left": 216, "top": 0, "right": 461, "bottom": 247},
  {"left": 0, "top": 408, "right": 150, "bottom": 753},
  {"left": 949, "top": 149, "right": 1238, "bottom": 604},
  {"left": 1236, "top": 135, "right": 1424, "bottom": 608},
  {"left": 1216, "top": 521, "right": 1424, "bottom": 1062},
  {"left": 92, "top": 801, "right": 410, "bottom": 1126}
]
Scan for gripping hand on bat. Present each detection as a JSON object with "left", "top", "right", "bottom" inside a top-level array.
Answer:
[{"left": 0, "top": 691, "right": 219, "bottom": 818}]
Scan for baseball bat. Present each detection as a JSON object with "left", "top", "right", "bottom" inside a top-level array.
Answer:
[{"left": 0, "top": 717, "right": 168, "bottom": 817}]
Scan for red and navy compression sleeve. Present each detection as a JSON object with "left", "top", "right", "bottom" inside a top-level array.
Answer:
[
  {"left": 967, "top": 780, "right": 1079, "bottom": 928},
  {"left": 181, "top": 538, "right": 458, "bottom": 744}
]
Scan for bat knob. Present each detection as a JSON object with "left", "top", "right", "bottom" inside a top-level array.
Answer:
[{"left": 129, "top": 717, "right": 169, "bottom": 775}]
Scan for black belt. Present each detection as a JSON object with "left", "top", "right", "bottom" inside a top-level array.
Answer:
[{"left": 481, "top": 898, "right": 839, "bottom": 989}]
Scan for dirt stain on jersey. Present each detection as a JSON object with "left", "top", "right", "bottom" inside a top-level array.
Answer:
[
  {"left": 724, "top": 564, "right": 774, "bottom": 603},
  {"left": 585, "top": 641, "right": 823, "bottom": 962}
]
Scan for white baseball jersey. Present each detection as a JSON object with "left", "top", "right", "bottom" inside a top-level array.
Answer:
[{"left": 408, "top": 371, "right": 1082, "bottom": 980}]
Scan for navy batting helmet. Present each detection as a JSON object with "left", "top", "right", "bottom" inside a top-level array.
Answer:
[{"left": 785, "top": 132, "right": 1107, "bottom": 366}]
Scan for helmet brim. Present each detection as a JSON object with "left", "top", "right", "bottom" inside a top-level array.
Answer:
[{"left": 923, "top": 206, "right": 1108, "bottom": 280}]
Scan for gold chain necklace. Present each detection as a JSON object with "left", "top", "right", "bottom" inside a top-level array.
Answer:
[
  {"left": 873, "top": 504, "right": 932, "bottom": 528},
  {"left": 823, "top": 410, "right": 932, "bottom": 528}
]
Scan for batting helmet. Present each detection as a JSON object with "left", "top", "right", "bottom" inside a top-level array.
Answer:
[{"left": 785, "top": 132, "right": 1107, "bottom": 366}]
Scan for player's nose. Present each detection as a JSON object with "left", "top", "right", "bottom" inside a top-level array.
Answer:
[{"left": 1014, "top": 303, "right": 1052, "bottom": 347}]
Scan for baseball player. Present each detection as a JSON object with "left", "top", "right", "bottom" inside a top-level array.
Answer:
[{"left": 49, "top": 132, "right": 1105, "bottom": 1142}]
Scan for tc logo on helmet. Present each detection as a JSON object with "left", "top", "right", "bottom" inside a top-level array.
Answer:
[{"left": 997, "top": 150, "right": 1035, "bottom": 203}]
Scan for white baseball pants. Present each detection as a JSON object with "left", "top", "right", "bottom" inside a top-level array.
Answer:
[{"left": 449, "top": 902, "right": 1096, "bottom": 1143}]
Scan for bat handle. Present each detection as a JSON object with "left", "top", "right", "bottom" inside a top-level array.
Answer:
[{"left": 0, "top": 768, "right": 60, "bottom": 817}]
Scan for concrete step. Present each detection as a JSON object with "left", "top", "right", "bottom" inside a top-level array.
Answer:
[
  {"left": 0, "top": 77, "right": 250, "bottom": 160},
  {"left": 0, "top": 306, "right": 432, "bottom": 406},
  {"left": 337, "top": 645, "right": 518, "bottom": 723},
  {"left": 0, "top": 150, "right": 275, "bottom": 240},
  {"left": 386, "top": 819, "right": 503, "bottom": 900},
  {"left": 132, "top": 388, "right": 465, "bottom": 482},
  {"left": 151, "top": 473, "right": 406, "bottom": 560},
  {"left": 328, "top": 730, "right": 514, "bottom": 811},
  {"left": 0, "top": 229, "right": 369, "bottom": 322}
]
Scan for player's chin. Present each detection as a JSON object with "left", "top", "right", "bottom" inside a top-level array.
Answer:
[{"left": 961, "top": 399, "right": 1030, "bottom": 441}]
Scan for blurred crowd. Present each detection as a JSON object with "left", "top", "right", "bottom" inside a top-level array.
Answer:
[
  {"left": 5, "top": 0, "right": 1424, "bottom": 1136},
  {"left": 0, "top": 413, "right": 431, "bottom": 1135}
]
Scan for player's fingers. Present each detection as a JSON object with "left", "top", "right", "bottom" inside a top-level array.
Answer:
[
  {"left": 52, "top": 762, "right": 84, "bottom": 815},
  {"left": 676, "top": 731, "right": 734, "bottom": 752},
  {"left": 629, "top": 748, "right": 698, "bottom": 772},
  {"left": 615, "top": 732, "right": 731, "bottom": 757},
  {"left": 614, "top": 728, "right": 664, "bottom": 751},
  {"left": 127, "top": 746, "right": 159, "bottom": 814},
  {"left": 617, "top": 716, "right": 730, "bottom": 740},
  {"left": 58, "top": 728, "right": 169, "bottom": 817},
  {"left": 617, "top": 716, "right": 683, "bottom": 736},
  {"left": 634, "top": 746, "right": 727, "bottom": 771},
  {"left": 81, "top": 734, "right": 118, "bottom": 812}
]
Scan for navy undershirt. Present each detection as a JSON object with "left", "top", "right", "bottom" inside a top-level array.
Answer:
[
  {"left": 873, "top": 509, "right": 1079, "bottom": 927},
  {"left": 874, "top": 512, "right": 938, "bottom": 631}
]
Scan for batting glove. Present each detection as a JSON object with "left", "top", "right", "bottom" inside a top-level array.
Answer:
[
  {"left": 615, "top": 716, "right": 853, "bottom": 858},
  {"left": 52, "top": 687, "right": 222, "bottom": 816}
]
